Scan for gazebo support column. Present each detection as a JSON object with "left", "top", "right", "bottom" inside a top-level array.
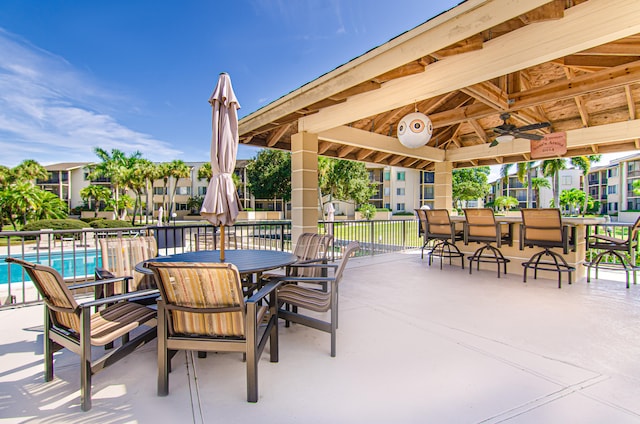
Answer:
[
  {"left": 291, "top": 131, "right": 319, "bottom": 248},
  {"left": 434, "top": 162, "right": 453, "bottom": 211}
]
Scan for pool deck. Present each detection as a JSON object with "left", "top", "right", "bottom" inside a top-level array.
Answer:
[{"left": 1, "top": 249, "right": 640, "bottom": 423}]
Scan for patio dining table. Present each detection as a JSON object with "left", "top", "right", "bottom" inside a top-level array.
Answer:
[{"left": 135, "top": 249, "right": 298, "bottom": 294}]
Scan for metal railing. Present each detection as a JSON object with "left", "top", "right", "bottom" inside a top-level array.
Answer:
[{"left": 0, "top": 218, "right": 422, "bottom": 308}]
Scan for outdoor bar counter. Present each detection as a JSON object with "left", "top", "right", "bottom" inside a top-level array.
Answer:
[{"left": 448, "top": 215, "right": 605, "bottom": 282}]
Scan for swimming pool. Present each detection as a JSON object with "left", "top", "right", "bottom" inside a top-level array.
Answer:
[{"left": 0, "top": 250, "right": 102, "bottom": 284}]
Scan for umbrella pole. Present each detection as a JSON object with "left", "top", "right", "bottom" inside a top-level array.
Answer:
[{"left": 220, "top": 225, "right": 225, "bottom": 261}]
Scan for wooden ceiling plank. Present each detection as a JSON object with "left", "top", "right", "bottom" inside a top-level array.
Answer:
[
  {"left": 356, "top": 149, "right": 374, "bottom": 161},
  {"left": 318, "top": 141, "right": 332, "bottom": 154},
  {"left": 373, "top": 152, "right": 391, "bottom": 162},
  {"left": 389, "top": 155, "right": 404, "bottom": 165},
  {"left": 337, "top": 145, "right": 356, "bottom": 157}
]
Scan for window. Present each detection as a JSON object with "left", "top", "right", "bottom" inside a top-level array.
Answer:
[
  {"left": 176, "top": 203, "right": 189, "bottom": 211},
  {"left": 397, "top": 171, "right": 405, "bottom": 181},
  {"left": 396, "top": 188, "right": 405, "bottom": 196},
  {"left": 422, "top": 172, "right": 434, "bottom": 184},
  {"left": 153, "top": 187, "right": 167, "bottom": 195},
  {"left": 175, "top": 186, "right": 191, "bottom": 196},
  {"left": 383, "top": 187, "right": 390, "bottom": 196},
  {"left": 608, "top": 202, "right": 618, "bottom": 211},
  {"left": 383, "top": 171, "right": 390, "bottom": 181},
  {"left": 422, "top": 186, "right": 434, "bottom": 200},
  {"left": 396, "top": 203, "right": 405, "bottom": 211},
  {"left": 198, "top": 186, "right": 207, "bottom": 196},
  {"left": 384, "top": 203, "right": 390, "bottom": 210},
  {"left": 607, "top": 186, "right": 617, "bottom": 194},
  {"left": 608, "top": 168, "right": 619, "bottom": 178}
]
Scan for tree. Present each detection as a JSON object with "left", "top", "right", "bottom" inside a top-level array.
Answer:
[
  {"left": 246, "top": 150, "right": 292, "bottom": 211},
  {"left": 80, "top": 185, "right": 112, "bottom": 216},
  {"left": 12, "top": 159, "right": 49, "bottom": 183},
  {"left": 530, "top": 177, "right": 551, "bottom": 208},
  {"left": 167, "top": 160, "right": 191, "bottom": 218},
  {"left": 318, "top": 157, "right": 376, "bottom": 212},
  {"left": 494, "top": 195, "right": 519, "bottom": 212},
  {"left": 87, "top": 148, "right": 142, "bottom": 218},
  {"left": 559, "top": 188, "right": 589, "bottom": 214},
  {"left": 571, "top": 155, "right": 601, "bottom": 216},
  {"left": 542, "top": 159, "right": 567, "bottom": 209},
  {"left": 452, "top": 167, "right": 490, "bottom": 209}
]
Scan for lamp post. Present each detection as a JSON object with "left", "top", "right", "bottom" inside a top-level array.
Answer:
[{"left": 172, "top": 212, "right": 177, "bottom": 226}]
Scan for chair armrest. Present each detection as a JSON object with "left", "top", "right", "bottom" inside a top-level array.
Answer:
[
  {"left": 271, "top": 276, "right": 336, "bottom": 285},
  {"left": 79, "top": 289, "right": 159, "bottom": 308},
  {"left": 246, "top": 281, "right": 280, "bottom": 304},
  {"left": 68, "top": 275, "right": 133, "bottom": 290},
  {"left": 287, "top": 262, "right": 338, "bottom": 271},
  {"left": 95, "top": 267, "right": 115, "bottom": 280}
]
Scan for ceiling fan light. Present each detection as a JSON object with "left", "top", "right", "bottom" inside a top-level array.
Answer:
[{"left": 495, "top": 134, "right": 515, "bottom": 143}]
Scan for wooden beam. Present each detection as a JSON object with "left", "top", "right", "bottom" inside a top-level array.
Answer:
[
  {"left": 356, "top": 149, "right": 374, "bottom": 161},
  {"left": 373, "top": 152, "right": 391, "bottom": 162},
  {"left": 266, "top": 124, "right": 291, "bottom": 147},
  {"left": 318, "top": 125, "right": 446, "bottom": 162},
  {"left": 337, "top": 145, "right": 356, "bottom": 158},
  {"left": 300, "top": 0, "right": 640, "bottom": 133},
  {"left": 561, "top": 55, "right": 640, "bottom": 69},
  {"left": 519, "top": 0, "right": 564, "bottom": 24},
  {"left": 580, "top": 36, "right": 640, "bottom": 56},
  {"left": 389, "top": 155, "right": 405, "bottom": 165},
  {"left": 445, "top": 119, "right": 640, "bottom": 163},
  {"left": 461, "top": 81, "right": 508, "bottom": 110},
  {"left": 625, "top": 85, "right": 637, "bottom": 120},
  {"left": 433, "top": 33, "right": 484, "bottom": 58},
  {"left": 318, "top": 141, "right": 332, "bottom": 154},
  {"left": 468, "top": 118, "right": 489, "bottom": 143}
]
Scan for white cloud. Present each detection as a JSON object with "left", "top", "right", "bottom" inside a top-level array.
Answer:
[{"left": 0, "top": 28, "right": 181, "bottom": 167}]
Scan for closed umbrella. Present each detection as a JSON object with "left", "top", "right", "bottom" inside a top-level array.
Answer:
[{"left": 200, "top": 72, "right": 242, "bottom": 261}]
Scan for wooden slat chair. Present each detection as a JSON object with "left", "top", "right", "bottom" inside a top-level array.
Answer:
[
  {"left": 145, "top": 262, "right": 279, "bottom": 402},
  {"left": 585, "top": 215, "right": 640, "bottom": 288},
  {"left": 5, "top": 257, "right": 157, "bottom": 411},
  {"left": 463, "top": 208, "right": 512, "bottom": 277},
  {"left": 520, "top": 208, "right": 576, "bottom": 288},
  {"left": 419, "top": 209, "right": 464, "bottom": 269},
  {"left": 274, "top": 241, "right": 360, "bottom": 357},
  {"left": 96, "top": 236, "right": 158, "bottom": 294}
]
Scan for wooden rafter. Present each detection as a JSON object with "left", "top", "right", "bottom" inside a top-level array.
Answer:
[
  {"left": 461, "top": 81, "right": 508, "bottom": 111},
  {"left": 564, "top": 68, "right": 589, "bottom": 127},
  {"left": 318, "top": 141, "right": 332, "bottom": 155},
  {"left": 518, "top": 0, "right": 564, "bottom": 24},
  {"left": 625, "top": 85, "right": 637, "bottom": 120},
  {"left": 266, "top": 124, "right": 292, "bottom": 147}
]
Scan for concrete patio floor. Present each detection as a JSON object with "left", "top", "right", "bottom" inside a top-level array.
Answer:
[{"left": 1, "top": 249, "right": 640, "bottom": 423}]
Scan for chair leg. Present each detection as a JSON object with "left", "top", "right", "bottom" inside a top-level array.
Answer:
[
  {"left": 157, "top": 303, "right": 169, "bottom": 396},
  {"left": 246, "top": 302, "right": 258, "bottom": 402},
  {"left": 43, "top": 307, "right": 54, "bottom": 382},
  {"left": 269, "top": 291, "right": 279, "bottom": 363},
  {"left": 330, "top": 289, "right": 338, "bottom": 357},
  {"left": 80, "top": 308, "right": 92, "bottom": 411}
]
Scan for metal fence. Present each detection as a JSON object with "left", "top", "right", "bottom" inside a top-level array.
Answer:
[{"left": 0, "top": 219, "right": 422, "bottom": 308}]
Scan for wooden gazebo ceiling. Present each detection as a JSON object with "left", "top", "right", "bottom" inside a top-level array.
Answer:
[{"left": 239, "top": 0, "right": 640, "bottom": 171}]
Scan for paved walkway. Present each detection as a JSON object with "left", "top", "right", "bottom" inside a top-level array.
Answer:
[{"left": 1, "top": 250, "right": 639, "bottom": 423}]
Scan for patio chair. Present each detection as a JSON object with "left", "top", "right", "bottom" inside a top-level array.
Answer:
[
  {"left": 4, "top": 257, "right": 157, "bottom": 411},
  {"left": 275, "top": 241, "right": 360, "bottom": 357},
  {"left": 417, "top": 208, "right": 464, "bottom": 269},
  {"left": 96, "top": 236, "right": 158, "bottom": 294},
  {"left": 463, "top": 208, "right": 512, "bottom": 277},
  {"left": 520, "top": 208, "right": 576, "bottom": 288},
  {"left": 585, "top": 215, "right": 639, "bottom": 288},
  {"left": 144, "top": 261, "right": 279, "bottom": 402},
  {"left": 262, "top": 233, "right": 333, "bottom": 283}
]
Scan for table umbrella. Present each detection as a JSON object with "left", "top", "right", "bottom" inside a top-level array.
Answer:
[{"left": 200, "top": 72, "right": 241, "bottom": 261}]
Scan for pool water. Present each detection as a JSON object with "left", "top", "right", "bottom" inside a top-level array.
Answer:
[{"left": 0, "top": 251, "right": 102, "bottom": 284}]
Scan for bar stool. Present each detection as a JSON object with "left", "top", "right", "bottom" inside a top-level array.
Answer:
[
  {"left": 463, "top": 208, "right": 511, "bottom": 277},
  {"left": 418, "top": 209, "right": 464, "bottom": 269},
  {"left": 520, "top": 208, "right": 575, "bottom": 289},
  {"left": 584, "top": 215, "right": 640, "bottom": 289}
]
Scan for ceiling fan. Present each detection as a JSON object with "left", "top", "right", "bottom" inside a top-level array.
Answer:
[{"left": 489, "top": 113, "right": 551, "bottom": 147}]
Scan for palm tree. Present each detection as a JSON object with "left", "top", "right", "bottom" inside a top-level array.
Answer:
[
  {"left": 198, "top": 162, "right": 212, "bottom": 182},
  {"left": 571, "top": 155, "right": 601, "bottom": 216},
  {"left": 80, "top": 185, "right": 112, "bottom": 217},
  {"left": 33, "top": 191, "right": 68, "bottom": 220},
  {"left": 157, "top": 162, "right": 172, "bottom": 222},
  {"left": 167, "top": 160, "right": 191, "bottom": 218},
  {"left": 88, "top": 148, "right": 142, "bottom": 217},
  {"left": 531, "top": 177, "right": 551, "bottom": 208},
  {"left": 542, "top": 159, "right": 567, "bottom": 208},
  {"left": 12, "top": 159, "right": 49, "bottom": 183}
]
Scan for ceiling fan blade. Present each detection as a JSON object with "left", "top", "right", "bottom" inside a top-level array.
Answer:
[
  {"left": 489, "top": 139, "right": 499, "bottom": 147},
  {"left": 493, "top": 127, "right": 511, "bottom": 134},
  {"left": 517, "top": 122, "right": 551, "bottom": 131},
  {"left": 515, "top": 132, "right": 544, "bottom": 140}
]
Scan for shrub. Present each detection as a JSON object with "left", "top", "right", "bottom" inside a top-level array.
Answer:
[
  {"left": 89, "top": 219, "right": 137, "bottom": 229},
  {"left": 358, "top": 204, "right": 377, "bottom": 220},
  {"left": 393, "top": 211, "right": 414, "bottom": 216},
  {"left": 23, "top": 219, "right": 86, "bottom": 232}
]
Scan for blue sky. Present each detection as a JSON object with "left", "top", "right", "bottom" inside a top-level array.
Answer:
[{"left": 0, "top": 0, "right": 461, "bottom": 167}]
